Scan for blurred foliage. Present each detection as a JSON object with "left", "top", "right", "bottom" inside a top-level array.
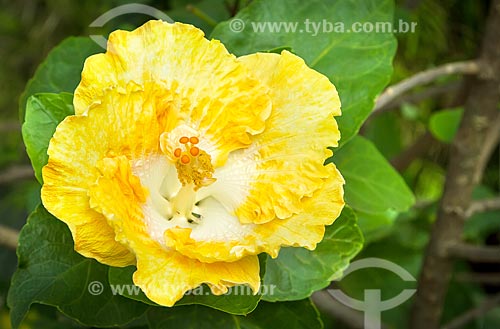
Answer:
[
  {"left": 428, "top": 107, "right": 463, "bottom": 143},
  {"left": 0, "top": 0, "right": 499, "bottom": 328},
  {"left": 338, "top": 0, "right": 499, "bottom": 328}
]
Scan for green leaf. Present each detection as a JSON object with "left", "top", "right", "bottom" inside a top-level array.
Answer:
[
  {"left": 108, "top": 266, "right": 157, "bottom": 306},
  {"left": 331, "top": 136, "right": 415, "bottom": 214},
  {"left": 177, "top": 284, "right": 261, "bottom": 315},
  {"left": 19, "top": 37, "right": 101, "bottom": 122},
  {"left": 147, "top": 305, "right": 237, "bottom": 329},
  {"left": 428, "top": 108, "right": 464, "bottom": 143},
  {"left": 410, "top": 160, "right": 445, "bottom": 202},
  {"left": 363, "top": 112, "right": 403, "bottom": 159},
  {"left": 356, "top": 209, "right": 398, "bottom": 243},
  {"left": 238, "top": 299, "right": 323, "bottom": 329},
  {"left": 109, "top": 264, "right": 262, "bottom": 315},
  {"left": 7, "top": 205, "right": 148, "bottom": 329},
  {"left": 211, "top": 0, "right": 396, "bottom": 145},
  {"left": 146, "top": 299, "right": 323, "bottom": 329},
  {"left": 262, "top": 206, "right": 363, "bottom": 302},
  {"left": 22, "top": 93, "right": 74, "bottom": 183}
]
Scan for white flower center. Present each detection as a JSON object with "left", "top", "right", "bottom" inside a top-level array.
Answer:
[{"left": 132, "top": 125, "right": 256, "bottom": 247}]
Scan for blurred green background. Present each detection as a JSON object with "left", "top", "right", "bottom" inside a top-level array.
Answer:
[{"left": 1, "top": 0, "right": 498, "bottom": 328}]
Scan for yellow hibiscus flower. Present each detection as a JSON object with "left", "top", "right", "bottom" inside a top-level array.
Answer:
[{"left": 41, "top": 20, "right": 344, "bottom": 307}]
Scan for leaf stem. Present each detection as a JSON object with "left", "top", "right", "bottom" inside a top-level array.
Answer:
[
  {"left": 0, "top": 165, "right": 34, "bottom": 184},
  {"left": 186, "top": 5, "right": 218, "bottom": 27}
]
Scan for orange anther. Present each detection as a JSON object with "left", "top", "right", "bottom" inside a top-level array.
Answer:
[
  {"left": 180, "top": 155, "right": 190, "bottom": 164},
  {"left": 190, "top": 136, "right": 199, "bottom": 144},
  {"left": 173, "top": 148, "right": 182, "bottom": 158},
  {"left": 190, "top": 146, "right": 200, "bottom": 156},
  {"left": 179, "top": 136, "right": 189, "bottom": 144}
]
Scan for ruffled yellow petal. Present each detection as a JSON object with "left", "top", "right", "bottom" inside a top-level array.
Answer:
[
  {"left": 88, "top": 155, "right": 151, "bottom": 248},
  {"left": 149, "top": 51, "right": 344, "bottom": 263},
  {"left": 251, "top": 165, "right": 344, "bottom": 257},
  {"left": 164, "top": 165, "right": 344, "bottom": 262},
  {"left": 41, "top": 124, "right": 133, "bottom": 266},
  {"left": 134, "top": 250, "right": 260, "bottom": 307},
  {"left": 75, "top": 21, "right": 272, "bottom": 166},
  {"left": 208, "top": 50, "right": 342, "bottom": 224},
  {"left": 41, "top": 84, "right": 162, "bottom": 266},
  {"left": 43, "top": 21, "right": 344, "bottom": 305},
  {"left": 88, "top": 155, "right": 260, "bottom": 306},
  {"left": 164, "top": 226, "right": 256, "bottom": 263}
]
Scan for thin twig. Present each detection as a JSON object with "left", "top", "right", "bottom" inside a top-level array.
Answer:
[
  {"left": 0, "top": 165, "right": 34, "bottom": 184},
  {"left": 0, "top": 121, "right": 20, "bottom": 132},
  {"left": 373, "top": 80, "right": 462, "bottom": 116},
  {"left": 413, "top": 199, "right": 437, "bottom": 210},
  {"left": 441, "top": 292, "right": 500, "bottom": 329},
  {"left": 455, "top": 272, "right": 500, "bottom": 285},
  {"left": 467, "top": 197, "right": 500, "bottom": 217},
  {"left": 373, "top": 60, "right": 479, "bottom": 114},
  {"left": 447, "top": 243, "right": 500, "bottom": 263},
  {"left": 0, "top": 225, "right": 19, "bottom": 250}
]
